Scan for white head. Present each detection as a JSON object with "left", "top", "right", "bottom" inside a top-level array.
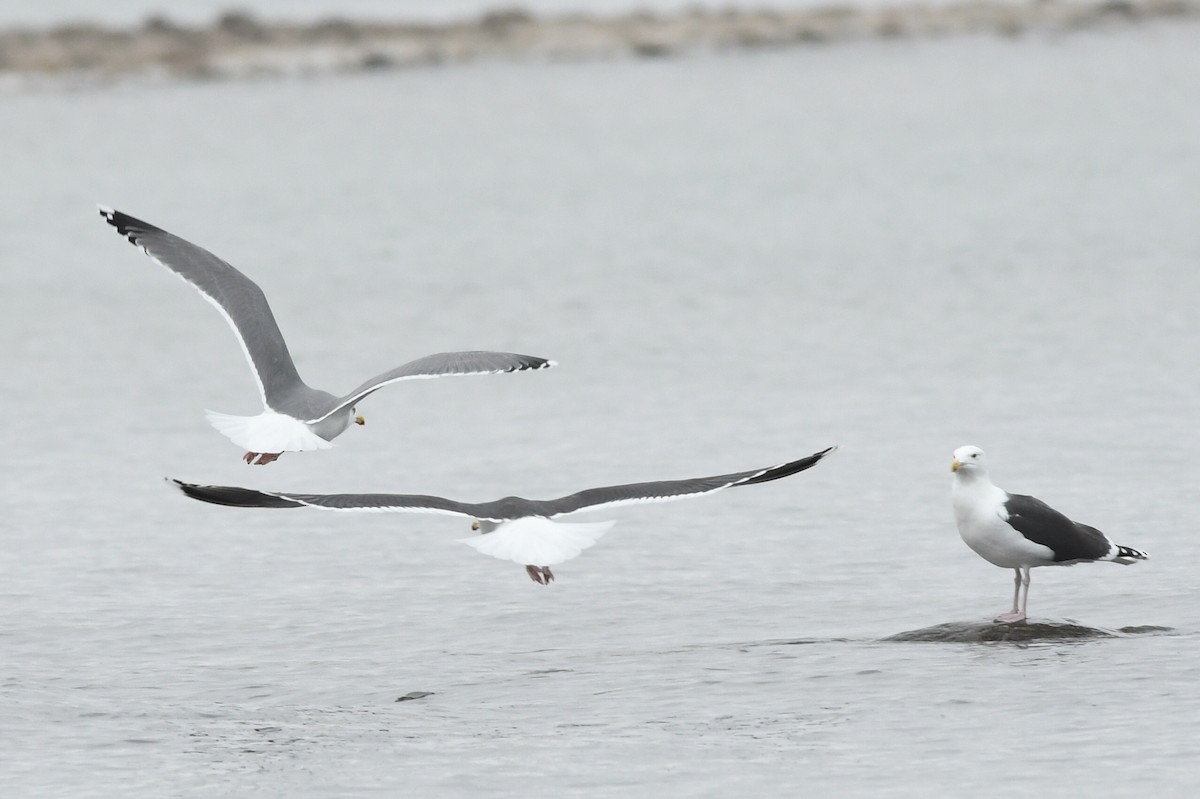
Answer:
[{"left": 950, "top": 445, "right": 987, "bottom": 476}]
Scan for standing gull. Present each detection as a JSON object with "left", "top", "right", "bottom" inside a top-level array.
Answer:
[
  {"left": 99, "top": 207, "right": 554, "bottom": 464},
  {"left": 171, "top": 446, "right": 836, "bottom": 584},
  {"left": 950, "top": 445, "right": 1148, "bottom": 623}
]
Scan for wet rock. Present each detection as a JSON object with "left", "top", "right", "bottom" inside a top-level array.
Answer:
[
  {"left": 142, "top": 15, "right": 184, "bottom": 36},
  {"left": 216, "top": 11, "right": 268, "bottom": 42},
  {"left": 1099, "top": 0, "right": 1139, "bottom": 16},
  {"left": 359, "top": 51, "right": 394, "bottom": 70},
  {"left": 631, "top": 39, "right": 674, "bottom": 58},
  {"left": 1117, "top": 625, "right": 1175, "bottom": 635},
  {"left": 306, "top": 17, "right": 363, "bottom": 44},
  {"left": 395, "top": 691, "right": 434, "bottom": 702},
  {"left": 480, "top": 8, "right": 536, "bottom": 35},
  {"left": 0, "top": 1, "right": 1196, "bottom": 86},
  {"left": 884, "top": 620, "right": 1124, "bottom": 642}
]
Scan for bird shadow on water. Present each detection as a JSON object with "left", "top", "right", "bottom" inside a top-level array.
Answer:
[{"left": 882, "top": 620, "right": 1175, "bottom": 644}]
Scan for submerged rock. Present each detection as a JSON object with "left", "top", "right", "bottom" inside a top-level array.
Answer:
[
  {"left": 395, "top": 691, "right": 435, "bottom": 702},
  {"left": 1117, "top": 625, "right": 1175, "bottom": 635},
  {"left": 882, "top": 620, "right": 1169, "bottom": 643}
]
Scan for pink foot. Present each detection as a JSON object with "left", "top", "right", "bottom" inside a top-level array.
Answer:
[
  {"left": 243, "top": 452, "right": 282, "bottom": 465},
  {"left": 993, "top": 611, "right": 1027, "bottom": 624},
  {"left": 525, "top": 565, "right": 555, "bottom": 585}
]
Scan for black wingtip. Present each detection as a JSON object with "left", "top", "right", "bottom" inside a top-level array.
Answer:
[
  {"left": 167, "top": 477, "right": 303, "bottom": 509},
  {"left": 512, "top": 355, "right": 556, "bottom": 372},
  {"left": 98, "top": 205, "right": 163, "bottom": 244},
  {"left": 738, "top": 446, "right": 838, "bottom": 487},
  {"left": 1116, "top": 545, "right": 1149, "bottom": 561}
]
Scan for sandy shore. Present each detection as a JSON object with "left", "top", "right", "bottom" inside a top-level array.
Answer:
[{"left": 2, "top": 1, "right": 1197, "bottom": 87}]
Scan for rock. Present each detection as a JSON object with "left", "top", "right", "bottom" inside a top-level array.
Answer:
[
  {"left": 883, "top": 620, "right": 1129, "bottom": 642},
  {"left": 395, "top": 691, "right": 435, "bottom": 702},
  {"left": 216, "top": 11, "right": 268, "bottom": 42},
  {"left": 359, "top": 52, "right": 393, "bottom": 70},
  {"left": 1, "top": 1, "right": 1197, "bottom": 86}
]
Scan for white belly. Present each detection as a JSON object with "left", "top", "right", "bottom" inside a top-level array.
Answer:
[{"left": 458, "top": 517, "right": 614, "bottom": 566}]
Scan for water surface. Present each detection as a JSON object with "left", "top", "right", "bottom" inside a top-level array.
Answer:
[{"left": 2, "top": 22, "right": 1199, "bottom": 797}]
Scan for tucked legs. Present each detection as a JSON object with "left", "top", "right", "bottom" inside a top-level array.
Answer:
[{"left": 525, "top": 565, "right": 555, "bottom": 585}]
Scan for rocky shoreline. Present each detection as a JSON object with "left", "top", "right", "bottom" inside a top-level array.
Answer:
[{"left": 2, "top": 1, "right": 1197, "bottom": 88}]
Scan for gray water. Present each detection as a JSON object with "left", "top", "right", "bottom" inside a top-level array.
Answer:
[{"left": 2, "top": 21, "right": 1200, "bottom": 797}]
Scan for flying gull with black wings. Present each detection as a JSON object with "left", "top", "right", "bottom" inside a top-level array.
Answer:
[{"left": 172, "top": 446, "right": 837, "bottom": 584}]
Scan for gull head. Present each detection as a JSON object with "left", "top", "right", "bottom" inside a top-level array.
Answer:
[
  {"left": 951, "top": 445, "right": 986, "bottom": 474},
  {"left": 471, "top": 520, "right": 499, "bottom": 534}
]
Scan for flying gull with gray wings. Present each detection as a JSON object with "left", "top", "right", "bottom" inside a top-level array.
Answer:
[{"left": 100, "top": 206, "right": 554, "bottom": 464}]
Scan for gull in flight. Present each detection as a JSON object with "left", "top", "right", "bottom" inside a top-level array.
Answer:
[
  {"left": 171, "top": 446, "right": 836, "bottom": 583},
  {"left": 100, "top": 207, "right": 554, "bottom": 464}
]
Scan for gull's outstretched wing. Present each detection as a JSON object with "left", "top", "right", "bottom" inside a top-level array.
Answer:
[
  {"left": 99, "top": 206, "right": 305, "bottom": 408},
  {"left": 171, "top": 479, "right": 492, "bottom": 518},
  {"left": 171, "top": 446, "right": 835, "bottom": 523},
  {"left": 310, "top": 351, "right": 556, "bottom": 423},
  {"left": 537, "top": 446, "right": 837, "bottom": 518}
]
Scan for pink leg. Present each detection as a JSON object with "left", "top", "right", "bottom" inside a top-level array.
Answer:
[
  {"left": 524, "top": 565, "right": 555, "bottom": 585},
  {"left": 243, "top": 452, "right": 283, "bottom": 465},
  {"left": 994, "top": 568, "right": 1029, "bottom": 623}
]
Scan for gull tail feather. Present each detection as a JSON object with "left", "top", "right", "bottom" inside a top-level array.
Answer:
[{"left": 205, "top": 409, "right": 334, "bottom": 453}]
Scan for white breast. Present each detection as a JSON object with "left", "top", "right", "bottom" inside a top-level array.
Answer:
[{"left": 953, "top": 482, "right": 1055, "bottom": 568}]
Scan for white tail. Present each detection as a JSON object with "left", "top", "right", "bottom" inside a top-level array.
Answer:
[
  {"left": 458, "top": 518, "right": 614, "bottom": 566},
  {"left": 205, "top": 409, "right": 334, "bottom": 453}
]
